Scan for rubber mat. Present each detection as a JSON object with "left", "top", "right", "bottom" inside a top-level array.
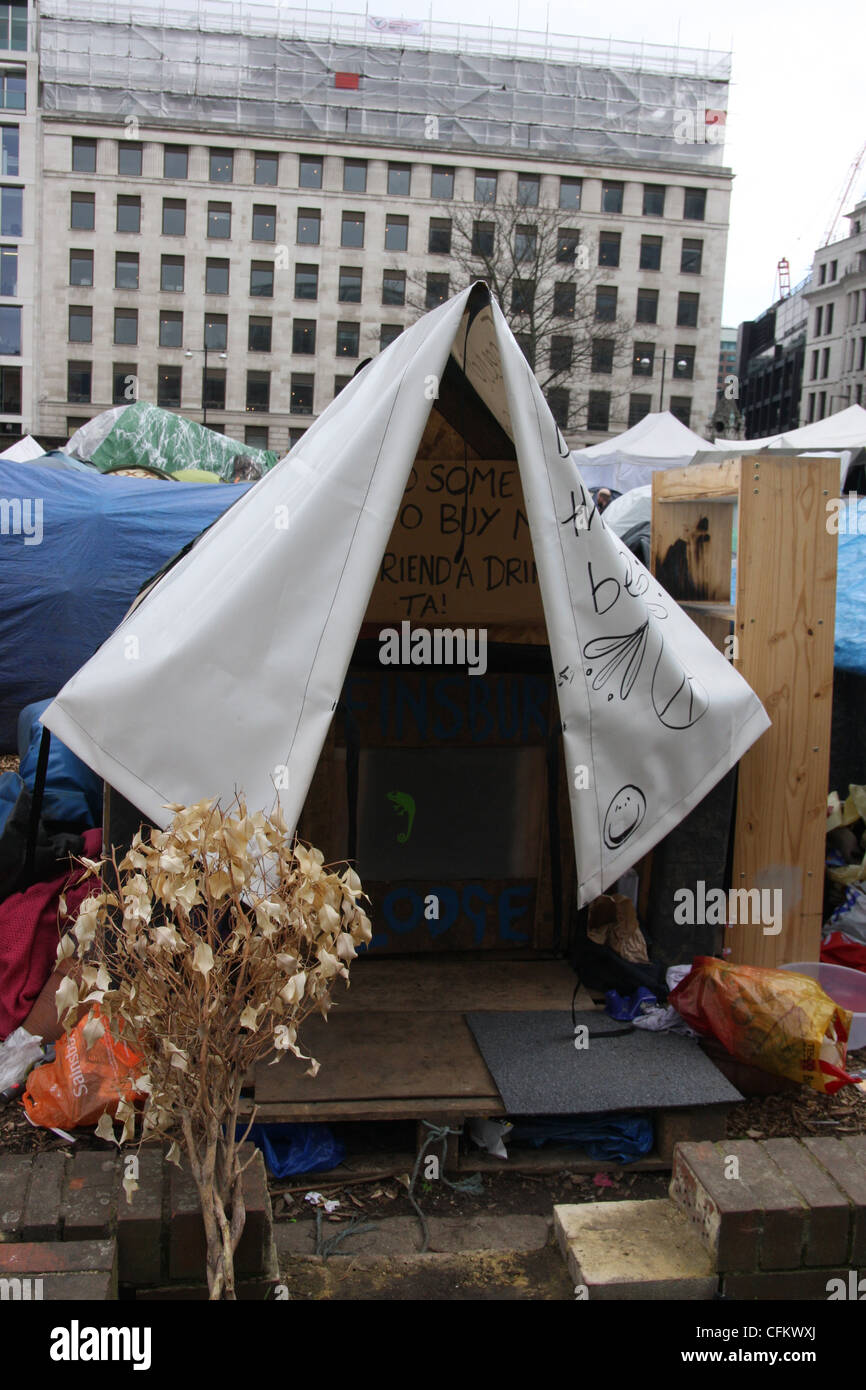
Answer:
[{"left": 465, "top": 1010, "right": 743, "bottom": 1114}]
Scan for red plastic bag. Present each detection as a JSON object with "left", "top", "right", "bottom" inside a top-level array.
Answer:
[
  {"left": 670, "top": 956, "right": 857, "bottom": 1095},
  {"left": 22, "top": 1009, "right": 144, "bottom": 1130}
]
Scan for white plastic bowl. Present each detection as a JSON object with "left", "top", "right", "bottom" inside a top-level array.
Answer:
[{"left": 779, "top": 961, "right": 866, "bottom": 1051}]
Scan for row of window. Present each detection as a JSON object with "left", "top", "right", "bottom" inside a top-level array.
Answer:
[
  {"left": 579, "top": 390, "right": 692, "bottom": 432},
  {"left": 0, "top": 5, "right": 26, "bottom": 52},
  {"left": 69, "top": 137, "right": 710, "bottom": 220},
  {"left": 67, "top": 306, "right": 392, "bottom": 358},
  {"left": 806, "top": 385, "right": 866, "bottom": 422},
  {"left": 814, "top": 303, "right": 835, "bottom": 338}
]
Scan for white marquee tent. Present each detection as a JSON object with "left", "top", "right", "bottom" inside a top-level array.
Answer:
[
  {"left": 572, "top": 410, "right": 724, "bottom": 494},
  {"left": 43, "top": 286, "right": 769, "bottom": 906}
]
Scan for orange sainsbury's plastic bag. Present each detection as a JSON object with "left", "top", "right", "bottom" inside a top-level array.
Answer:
[
  {"left": 22, "top": 1009, "right": 144, "bottom": 1130},
  {"left": 670, "top": 956, "right": 857, "bottom": 1095}
]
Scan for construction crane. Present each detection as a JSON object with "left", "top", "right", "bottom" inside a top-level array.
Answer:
[
  {"left": 822, "top": 139, "right": 866, "bottom": 246},
  {"left": 775, "top": 257, "right": 791, "bottom": 300}
]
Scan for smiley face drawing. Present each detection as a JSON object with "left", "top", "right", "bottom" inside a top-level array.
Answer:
[{"left": 603, "top": 785, "right": 647, "bottom": 850}]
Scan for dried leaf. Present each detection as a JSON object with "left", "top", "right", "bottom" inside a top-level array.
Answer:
[
  {"left": 240, "top": 1003, "right": 263, "bottom": 1031},
  {"left": 55, "top": 975, "right": 79, "bottom": 1021},
  {"left": 82, "top": 1013, "right": 105, "bottom": 1050},
  {"left": 95, "top": 1111, "right": 116, "bottom": 1144},
  {"left": 165, "top": 1140, "right": 182, "bottom": 1168},
  {"left": 192, "top": 941, "right": 214, "bottom": 976}
]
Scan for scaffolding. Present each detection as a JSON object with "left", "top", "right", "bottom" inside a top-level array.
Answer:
[{"left": 38, "top": 0, "right": 731, "bottom": 166}]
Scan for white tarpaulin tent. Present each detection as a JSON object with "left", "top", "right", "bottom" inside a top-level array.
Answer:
[
  {"left": 0, "top": 434, "right": 46, "bottom": 462},
  {"left": 43, "top": 286, "right": 769, "bottom": 906},
  {"left": 711, "top": 403, "right": 866, "bottom": 453},
  {"left": 572, "top": 411, "right": 723, "bottom": 494}
]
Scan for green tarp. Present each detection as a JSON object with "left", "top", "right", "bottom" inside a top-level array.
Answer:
[{"left": 85, "top": 403, "right": 278, "bottom": 478}]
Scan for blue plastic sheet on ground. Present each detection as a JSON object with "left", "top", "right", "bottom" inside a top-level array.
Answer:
[
  {"left": 507, "top": 1113, "right": 654, "bottom": 1164},
  {"left": 17, "top": 699, "right": 102, "bottom": 827},
  {"left": 0, "top": 461, "right": 250, "bottom": 747},
  {"left": 235, "top": 1122, "right": 345, "bottom": 1178}
]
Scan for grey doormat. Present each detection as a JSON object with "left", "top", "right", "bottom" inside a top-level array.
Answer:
[{"left": 465, "top": 1011, "right": 743, "bottom": 1114}]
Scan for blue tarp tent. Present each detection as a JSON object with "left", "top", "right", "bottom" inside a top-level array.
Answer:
[{"left": 0, "top": 461, "right": 249, "bottom": 748}]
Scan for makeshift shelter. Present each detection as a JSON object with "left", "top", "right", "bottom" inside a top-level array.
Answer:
[
  {"left": 42, "top": 285, "right": 769, "bottom": 1134},
  {"left": 0, "top": 435, "right": 45, "bottom": 462},
  {"left": 572, "top": 410, "right": 723, "bottom": 494},
  {"left": 65, "top": 401, "right": 278, "bottom": 478},
  {"left": 711, "top": 403, "right": 866, "bottom": 454},
  {"left": 0, "top": 461, "right": 249, "bottom": 748}
]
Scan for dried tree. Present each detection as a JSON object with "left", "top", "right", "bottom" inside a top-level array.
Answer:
[{"left": 56, "top": 799, "right": 371, "bottom": 1300}]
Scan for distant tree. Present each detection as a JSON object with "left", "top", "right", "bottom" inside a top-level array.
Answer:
[{"left": 407, "top": 194, "right": 633, "bottom": 436}]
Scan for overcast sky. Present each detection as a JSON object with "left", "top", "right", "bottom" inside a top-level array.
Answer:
[{"left": 354, "top": 0, "right": 865, "bottom": 328}]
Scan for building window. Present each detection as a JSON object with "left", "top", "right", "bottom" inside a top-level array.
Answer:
[
  {"left": 295, "top": 263, "right": 318, "bottom": 299},
  {"left": 207, "top": 202, "right": 231, "bottom": 239},
  {"left": 67, "top": 360, "right": 91, "bottom": 403},
  {"left": 517, "top": 173, "right": 540, "bottom": 207},
  {"left": 336, "top": 321, "right": 360, "bottom": 357},
  {"left": 388, "top": 163, "right": 411, "bottom": 196},
  {"left": 554, "top": 283, "right": 576, "bottom": 317},
  {"left": 383, "top": 214, "right": 406, "bottom": 251},
  {"left": 426, "top": 273, "right": 450, "bottom": 309},
  {"left": 115, "top": 251, "right": 139, "bottom": 290},
  {"left": 382, "top": 269, "right": 406, "bottom": 306},
  {"left": 0, "top": 5, "right": 27, "bottom": 51},
  {"left": 511, "top": 278, "right": 535, "bottom": 314},
  {"left": 0, "top": 242, "right": 14, "bottom": 294},
  {"left": 162, "top": 198, "right": 186, "bottom": 236},
  {"left": 292, "top": 319, "right": 316, "bottom": 354},
  {"left": 299, "top": 155, "right": 322, "bottom": 189},
  {"left": 118, "top": 141, "right": 142, "bottom": 177},
  {"left": 163, "top": 145, "right": 188, "bottom": 179},
  {"left": 69, "top": 248, "right": 93, "bottom": 287},
  {"left": 116, "top": 195, "right": 140, "bottom": 234},
  {"left": 254, "top": 152, "right": 278, "bottom": 186},
  {"left": 557, "top": 229, "right": 579, "bottom": 264},
  {"left": 70, "top": 190, "right": 94, "bottom": 230},
  {"left": 68, "top": 306, "right": 92, "bottom": 343},
  {"left": 475, "top": 170, "right": 497, "bottom": 204},
  {"left": 202, "top": 367, "right": 226, "bottom": 411},
  {"left": 826, "top": 303, "right": 835, "bottom": 334},
  {"left": 161, "top": 255, "right": 184, "bottom": 292},
  {"left": 633, "top": 342, "right": 655, "bottom": 375},
  {"left": 159, "top": 310, "right": 183, "bottom": 348},
  {"left": 334, "top": 375, "right": 352, "bottom": 397},
  {"left": 0, "top": 362, "right": 19, "bottom": 411},
  {"left": 636, "top": 288, "right": 659, "bottom": 324},
  {"left": 431, "top": 166, "right": 454, "bottom": 198},
  {"left": 598, "top": 231, "right": 621, "bottom": 267},
  {"left": 428, "top": 217, "right": 451, "bottom": 254},
  {"left": 343, "top": 159, "right": 367, "bottom": 193},
  {"left": 252, "top": 204, "right": 276, "bottom": 242},
  {"left": 245, "top": 424, "right": 269, "bottom": 448},
  {"left": 209, "top": 149, "right": 233, "bottom": 183},
  {"left": 114, "top": 307, "right": 138, "bottom": 345},
  {"left": 830, "top": 260, "right": 837, "bottom": 280},
  {"left": 515, "top": 225, "right": 537, "bottom": 264},
  {"left": 822, "top": 346, "right": 830, "bottom": 378},
  {"left": 639, "top": 235, "right": 662, "bottom": 271},
  {"left": 0, "top": 182, "right": 20, "bottom": 235},
  {"left": 471, "top": 221, "right": 494, "bottom": 257},
  {"left": 595, "top": 286, "right": 618, "bottom": 322},
  {"left": 591, "top": 338, "right": 614, "bottom": 374},
  {"left": 514, "top": 333, "right": 535, "bottom": 368},
  {"left": 203, "top": 313, "right": 227, "bottom": 350},
  {"left": 291, "top": 373, "right": 314, "bottom": 414},
  {"left": 587, "top": 390, "right": 610, "bottom": 431},
  {"left": 814, "top": 306, "right": 823, "bottom": 336},
  {"left": 681, "top": 238, "right": 703, "bottom": 274},
  {"left": 112, "top": 364, "right": 137, "bottom": 405},
  {"left": 550, "top": 335, "right": 572, "bottom": 372},
  {"left": 205, "top": 258, "right": 230, "bottom": 295},
  {"left": 643, "top": 185, "right": 665, "bottom": 216},
  {"left": 669, "top": 395, "right": 692, "bottom": 426},
  {"left": 380, "top": 324, "right": 403, "bottom": 350},
  {"left": 157, "top": 364, "right": 181, "bottom": 408},
  {"left": 677, "top": 291, "right": 699, "bottom": 327},
  {"left": 338, "top": 266, "right": 362, "bottom": 303},
  {"left": 628, "top": 394, "right": 652, "bottom": 426},
  {"left": 546, "top": 387, "right": 569, "bottom": 429},
  {"left": 71, "top": 137, "right": 96, "bottom": 173},
  {"left": 248, "top": 316, "right": 271, "bottom": 352},
  {"left": 0, "top": 66, "right": 24, "bottom": 111},
  {"left": 601, "top": 180, "right": 624, "bottom": 214},
  {"left": 246, "top": 369, "right": 269, "bottom": 411},
  {"left": 559, "top": 177, "right": 581, "bottom": 210},
  {"left": 0, "top": 123, "right": 17, "bottom": 175},
  {"left": 0, "top": 303, "right": 23, "bottom": 354},
  {"left": 248, "top": 262, "right": 272, "bottom": 298},
  {"left": 683, "top": 187, "right": 706, "bottom": 220},
  {"left": 672, "top": 346, "right": 695, "bottom": 379}
]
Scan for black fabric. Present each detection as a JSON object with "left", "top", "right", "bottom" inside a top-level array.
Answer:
[
  {"left": 570, "top": 922, "right": 667, "bottom": 998},
  {"left": 546, "top": 723, "right": 563, "bottom": 953},
  {"left": 0, "top": 779, "right": 85, "bottom": 901},
  {"left": 23, "top": 726, "right": 51, "bottom": 883}
]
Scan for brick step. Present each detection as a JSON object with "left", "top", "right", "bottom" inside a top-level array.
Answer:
[
  {"left": 0, "top": 1238, "right": 117, "bottom": 1300},
  {"left": 554, "top": 1198, "right": 716, "bottom": 1300},
  {"left": 670, "top": 1136, "right": 866, "bottom": 1272}
]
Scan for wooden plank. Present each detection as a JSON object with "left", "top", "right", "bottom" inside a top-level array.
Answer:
[
  {"left": 652, "top": 459, "right": 742, "bottom": 501},
  {"left": 239, "top": 1096, "right": 505, "bottom": 1122},
  {"left": 652, "top": 498, "right": 734, "bottom": 603},
  {"left": 331, "top": 958, "right": 578, "bottom": 1013},
  {"left": 679, "top": 601, "right": 736, "bottom": 620},
  {"left": 729, "top": 454, "right": 838, "bottom": 967},
  {"left": 253, "top": 1011, "right": 498, "bottom": 1104}
]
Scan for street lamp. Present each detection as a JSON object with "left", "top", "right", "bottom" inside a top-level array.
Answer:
[{"left": 185, "top": 344, "right": 227, "bottom": 427}]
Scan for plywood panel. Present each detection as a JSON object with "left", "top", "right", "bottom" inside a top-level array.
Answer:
[
  {"left": 729, "top": 454, "right": 838, "bottom": 967},
  {"left": 332, "top": 958, "right": 578, "bottom": 1013},
  {"left": 652, "top": 459, "right": 742, "bottom": 501},
  {"left": 652, "top": 500, "right": 734, "bottom": 603}
]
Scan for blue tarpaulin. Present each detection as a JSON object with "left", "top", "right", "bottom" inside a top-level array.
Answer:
[
  {"left": 834, "top": 497, "right": 866, "bottom": 676},
  {"left": 0, "top": 461, "right": 249, "bottom": 749}
]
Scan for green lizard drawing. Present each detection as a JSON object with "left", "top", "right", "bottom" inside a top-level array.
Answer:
[{"left": 387, "top": 791, "right": 416, "bottom": 844}]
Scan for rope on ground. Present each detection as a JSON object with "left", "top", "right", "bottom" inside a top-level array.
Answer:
[
  {"left": 314, "top": 1208, "right": 379, "bottom": 1258},
  {"left": 407, "top": 1122, "right": 484, "bottom": 1254}
]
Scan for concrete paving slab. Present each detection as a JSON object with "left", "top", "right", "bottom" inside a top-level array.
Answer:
[{"left": 554, "top": 1198, "right": 716, "bottom": 1300}]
